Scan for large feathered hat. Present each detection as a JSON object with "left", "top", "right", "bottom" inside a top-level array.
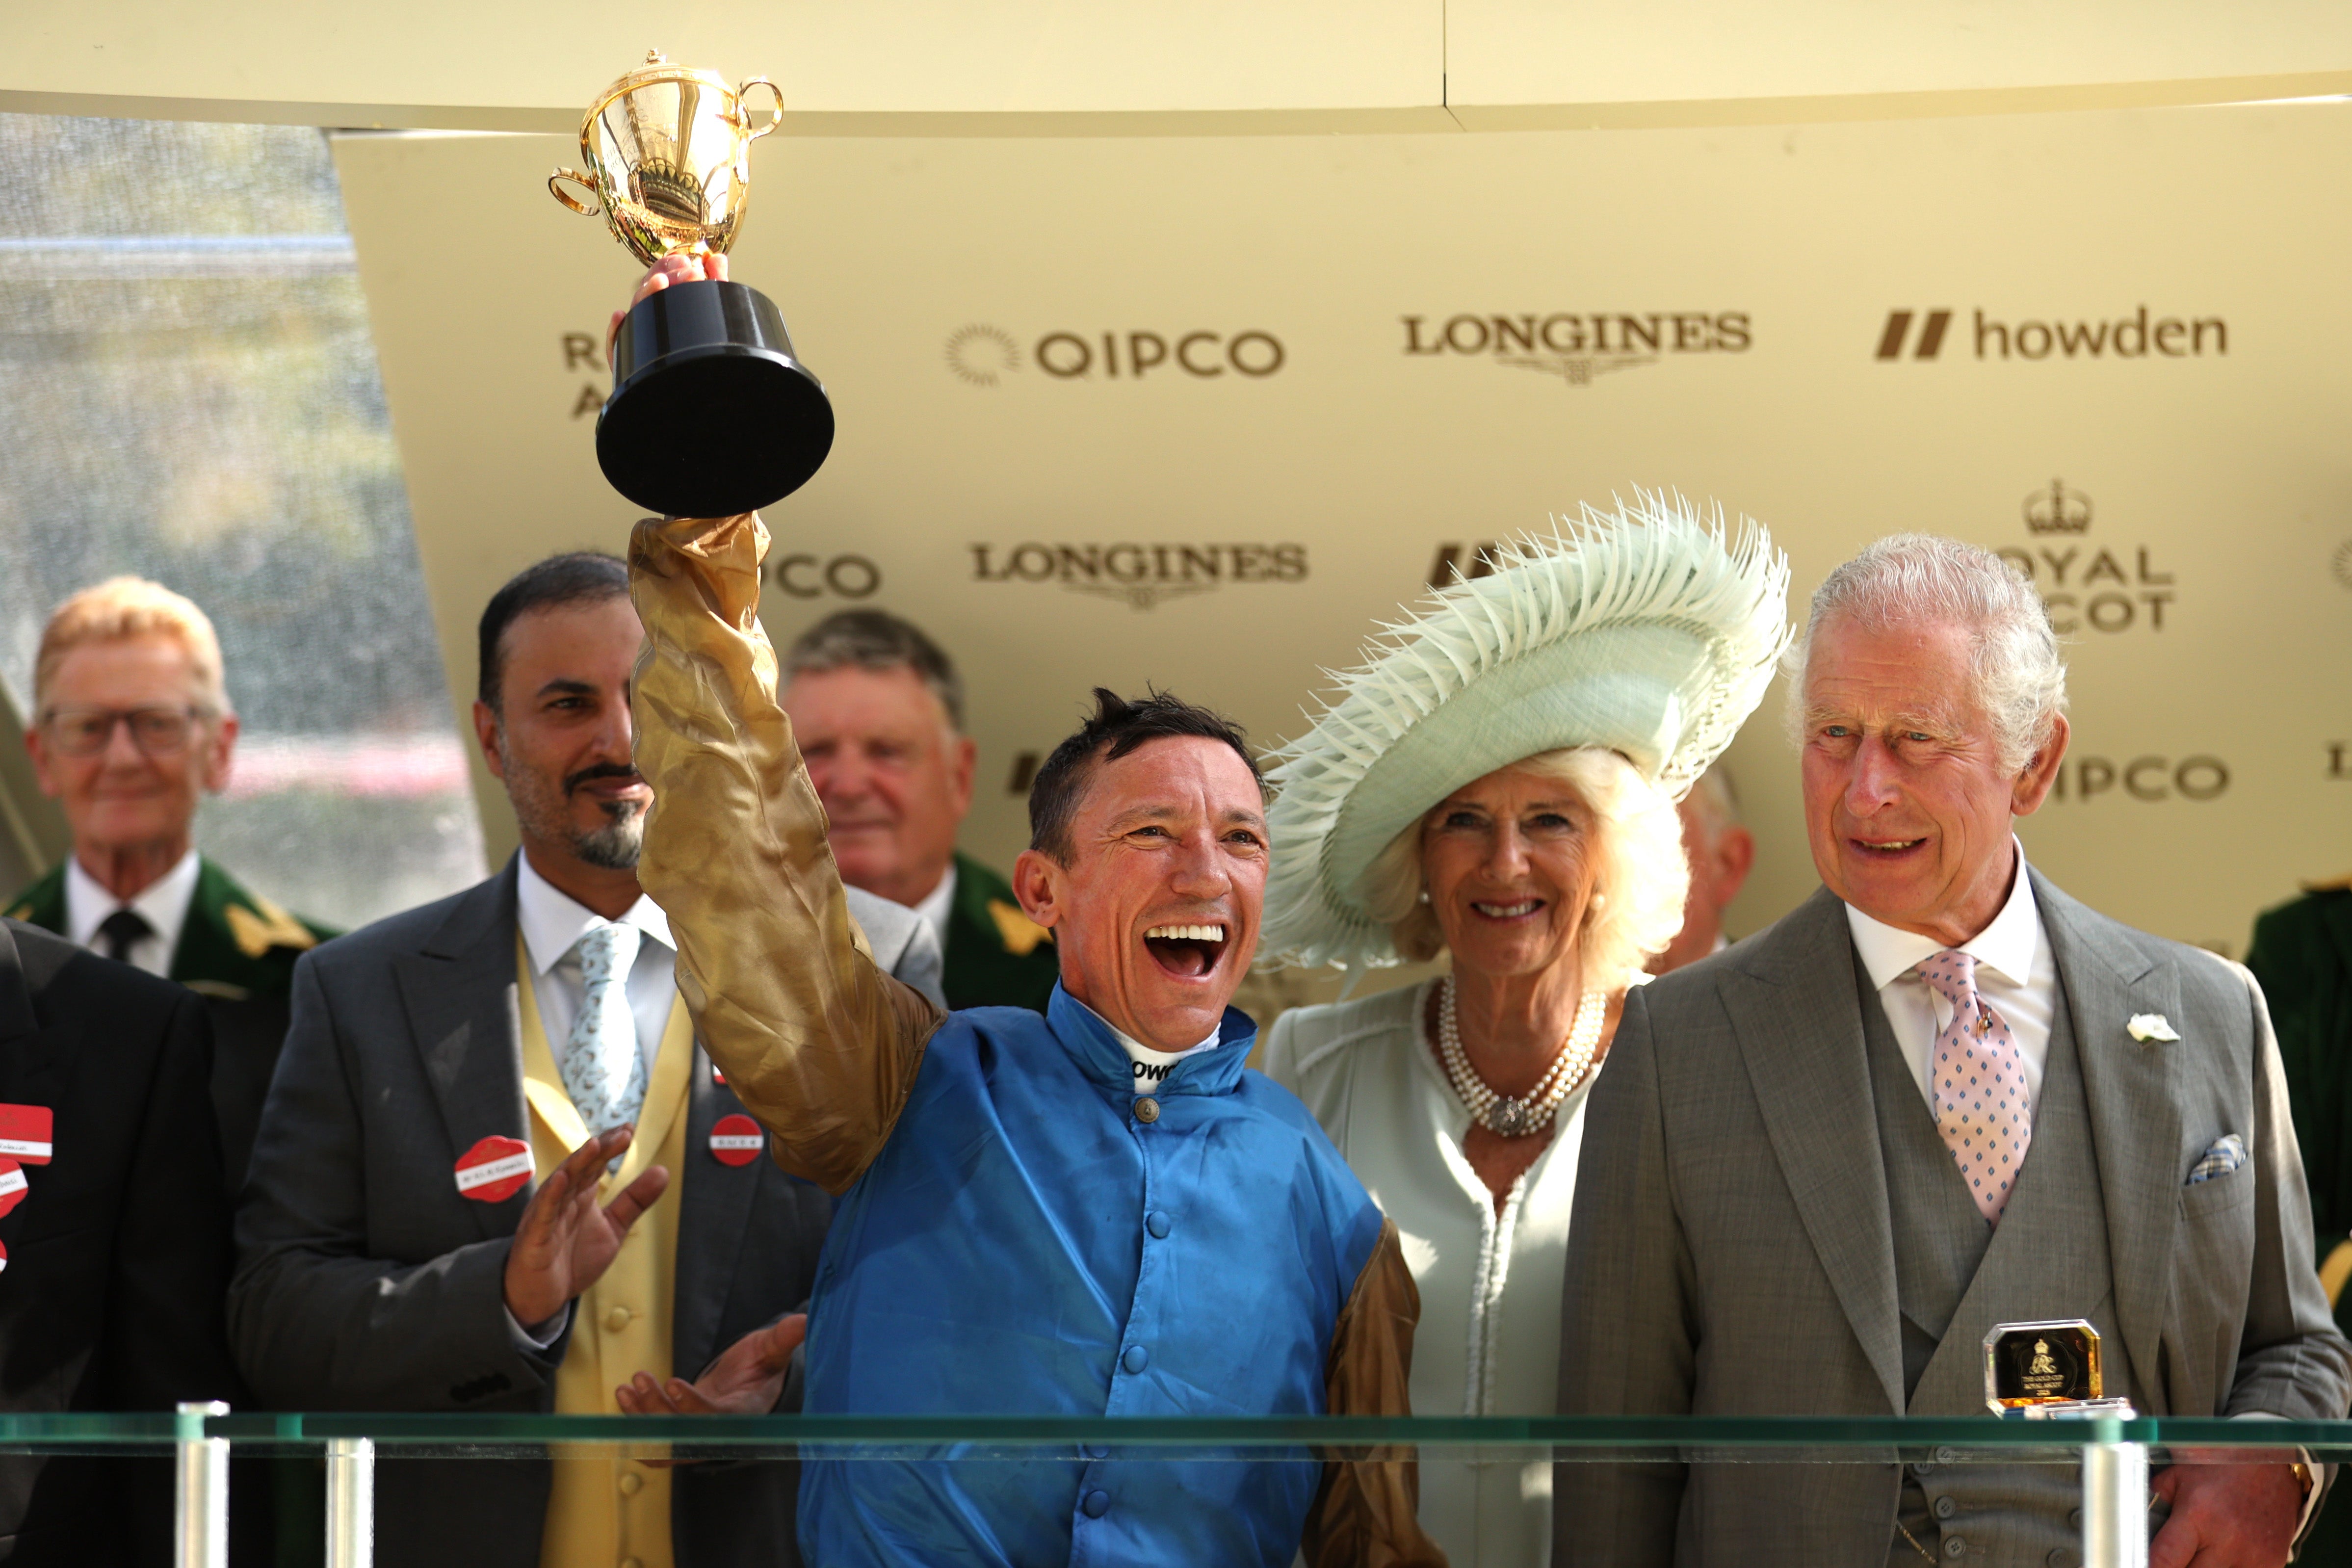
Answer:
[{"left": 1260, "top": 489, "right": 1790, "bottom": 971}]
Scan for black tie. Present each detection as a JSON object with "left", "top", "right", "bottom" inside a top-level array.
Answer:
[{"left": 97, "top": 908, "right": 154, "bottom": 965}]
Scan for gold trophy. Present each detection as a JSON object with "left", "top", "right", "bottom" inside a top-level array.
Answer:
[
  {"left": 549, "top": 51, "right": 834, "bottom": 516},
  {"left": 1984, "top": 1320, "right": 2133, "bottom": 1418}
]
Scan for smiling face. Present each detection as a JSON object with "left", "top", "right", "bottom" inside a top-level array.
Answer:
[
  {"left": 1420, "top": 763, "right": 1603, "bottom": 985},
  {"left": 27, "top": 633, "right": 235, "bottom": 867},
  {"left": 473, "top": 597, "right": 652, "bottom": 880},
  {"left": 1798, "top": 613, "right": 2066, "bottom": 945},
  {"left": 1011, "top": 735, "right": 1267, "bottom": 1053},
  {"left": 783, "top": 663, "right": 976, "bottom": 908}
]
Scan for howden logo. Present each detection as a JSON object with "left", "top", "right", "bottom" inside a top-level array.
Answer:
[{"left": 1875, "top": 307, "right": 2227, "bottom": 362}]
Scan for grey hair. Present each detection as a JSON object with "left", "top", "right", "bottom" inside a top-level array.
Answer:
[
  {"left": 1683, "top": 763, "right": 1740, "bottom": 842},
  {"left": 784, "top": 609, "right": 966, "bottom": 732},
  {"left": 1354, "top": 746, "right": 1689, "bottom": 994},
  {"left": 1783, "top": 534, "right": 2067, "bottom": 773}
]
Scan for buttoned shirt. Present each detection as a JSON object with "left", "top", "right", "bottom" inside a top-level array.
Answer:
[
  {"left": 1843, "top": 838, "right": 2056, "bottom": 1118},
  {"left": 513, "top": 853, "right": 678, "bottom": 1078},
  {"left": 65, "top": 848, "right": 200, "bottom": 977}
]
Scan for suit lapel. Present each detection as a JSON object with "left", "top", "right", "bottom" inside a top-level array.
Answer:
[
  {"left": 1721, "top": 888, "right": 1904, "bottom": 1411},
  {"left": 673, "top": 1039, "right": 760, "bottom": 1379},
  {"left": 0, "top": 924, "right": 80, "bottom": 1254},
  {"left": 2033, "top": 869, "right": 2181, "bottom": 1411},
  {"left": 393, "top": 860, "right": 530, "bottom": 1242}
]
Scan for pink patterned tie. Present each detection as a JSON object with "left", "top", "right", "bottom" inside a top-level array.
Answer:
[{"left": 1916, "top": 950, "right": 2032, "bottom": 1224}]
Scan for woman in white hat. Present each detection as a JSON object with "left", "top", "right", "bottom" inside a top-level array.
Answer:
[{"left": 1257, "top": 492, "right": 1787, "bottom": 1568}]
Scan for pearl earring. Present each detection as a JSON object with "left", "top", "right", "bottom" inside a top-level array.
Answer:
[
  {"left": 1589, "top": 891, "right": 1607, "bottom": 911},
  {"left": 1417, "top": 889, "right": 1431, "bottom": 905}
]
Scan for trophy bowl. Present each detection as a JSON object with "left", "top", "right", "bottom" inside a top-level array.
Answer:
[{"left": 549, "top": 52, "right": 835, "bottom": 517}]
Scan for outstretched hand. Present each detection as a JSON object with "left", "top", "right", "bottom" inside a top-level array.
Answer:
[
  {"left": 607, "top": 252, "right": 730, "bottom": 368},
  {"left": 616, "top": 1313, "right": 808, "bottom": 1418},
  {"left": 2148, "top": 1449, "right": 2303, "bottom": 1568},
  {"left": 501, "top": 1127, "right": 670, "bottom": 1328}
]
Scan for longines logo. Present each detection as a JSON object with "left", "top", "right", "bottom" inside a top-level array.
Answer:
[
  {"left": 1875, "top": 307, "right": 2227, "bottom": 362},
  {"left": 1400, "top": 312, "right": 1750, "bottom": 388},
  {"left": 2331, "top": 541, "right": 2352, "bottom": 592},
  {"left": 946, "top": 324, "right": 1285, "bottom": 384},
  {"left": 967, "top": 542, "right": 1307, "bottom": 610},
  {"left": 1992, "top": 479, "right": 2175, "bottom": 635}
]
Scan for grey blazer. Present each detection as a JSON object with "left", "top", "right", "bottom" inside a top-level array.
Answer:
[
  {"left": 1555, "top": 873, "right": 2352, "bottom": 1568},
  {"left": 227, "top": 858, "right": 941, "bottom": 1568}
]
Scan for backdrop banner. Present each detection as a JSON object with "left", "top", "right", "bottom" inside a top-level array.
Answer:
[{"left": 334, "top": 102, "right": 2352, "bottom": 970}]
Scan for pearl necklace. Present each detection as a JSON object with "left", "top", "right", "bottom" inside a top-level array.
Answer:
[{"left": 1437, "top": 977, "right": 1606, "bottom": 1138}]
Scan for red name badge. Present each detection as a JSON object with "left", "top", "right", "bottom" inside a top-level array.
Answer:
[
  {"left": 0, "top": 1104, "right": 52, "bottom": 1164},
  {"left": 708, "top": 1113, "right": 763, "bottom": 1167},
  {"left": 453, "top": 1136, "right": 534, "bottom": 1202},
  {"left": 0, "top": 1158, "right": 24, "bottom": 1220}
]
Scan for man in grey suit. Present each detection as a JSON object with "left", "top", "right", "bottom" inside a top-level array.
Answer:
[
  {"left": 1559, "top": 534, "right": 2351, "bottom": 1568},
  {"left": 230, "top": 553, "right": 941, "bottom": 1568}
]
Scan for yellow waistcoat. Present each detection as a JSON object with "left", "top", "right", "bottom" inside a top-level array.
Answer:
[{"left": 516, "top": 935, "right": 692, "bottom": 1568}]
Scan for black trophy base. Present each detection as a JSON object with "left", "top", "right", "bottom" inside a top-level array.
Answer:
[{"left": 597, "top": 278, "right": 836, "bottom": 517}]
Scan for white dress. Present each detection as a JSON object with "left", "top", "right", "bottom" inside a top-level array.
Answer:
[{"left": 1260, "top": 980, "right": 1594, "bottom": 1568}]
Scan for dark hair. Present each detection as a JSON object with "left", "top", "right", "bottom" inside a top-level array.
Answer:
[
  {"left": 1027, "top": 688, "right": 1263, "bottom": 863},
  {"left": 477, "top": 552, "right": 630, "bottom": 709},
  {"left": 784, "top": 609, "right": 965, "bottom": 731}
]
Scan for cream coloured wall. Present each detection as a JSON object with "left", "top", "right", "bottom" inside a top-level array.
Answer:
[{"left": 335, "top": 101, "right": 2352, "bottom": 960}]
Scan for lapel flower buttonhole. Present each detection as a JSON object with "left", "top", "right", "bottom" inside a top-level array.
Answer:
[{"left": 2127, "top": 1013, "right": 2181, "bottom": 1044}]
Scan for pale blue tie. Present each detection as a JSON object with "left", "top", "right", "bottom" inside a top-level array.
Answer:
[{"left": 560, "top": 920, "right": 648, "bottom": 1139}]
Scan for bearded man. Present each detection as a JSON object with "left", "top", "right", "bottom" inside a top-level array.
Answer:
[{"left": 230, "top": 551, "right": 943, "bottom": 1568}]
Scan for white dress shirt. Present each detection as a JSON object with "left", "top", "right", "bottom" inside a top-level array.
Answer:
[
  {"left": 1844, "top": 838, "right": 2055, "bottom": 1118},
  {"left": 65, "top": 848, "right": 201, "bottom": 977},
  {"left": 514, "top": 854, "right": 679, "bottom": 1077},
  {"left": 911, "top": 862, "right": 957, "bottom": 957}
]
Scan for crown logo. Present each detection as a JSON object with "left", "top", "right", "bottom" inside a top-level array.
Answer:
[{"left": 2024, "top": 478, "right": 2092, "bottom": 536}]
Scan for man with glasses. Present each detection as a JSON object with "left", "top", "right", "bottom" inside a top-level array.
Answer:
[{"left": 7, "top": 576, "right": 336, "bottom": 1189}]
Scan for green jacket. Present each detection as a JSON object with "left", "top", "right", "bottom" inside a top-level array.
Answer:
[
  {"left": 940, "top": 851, "right": 1059, "bottom": 1014},
  {"left": 2245, "top": 880, "right": 2352, "bottom": 1560},
  {"left": 5, "top": 855, "right": 337, "bottom": 999}
]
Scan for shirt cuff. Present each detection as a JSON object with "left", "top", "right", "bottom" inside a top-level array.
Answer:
[{"left": 505, "top": 1300, "right": 572, "bottom": 1353}]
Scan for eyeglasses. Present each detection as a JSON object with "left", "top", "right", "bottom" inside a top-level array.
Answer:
[{"left": 40, "top": 705, "right": 212, "bottom": 758}]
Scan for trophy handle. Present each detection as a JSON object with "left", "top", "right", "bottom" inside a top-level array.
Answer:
[
  {"left": 548, "top": 168, "right": 604, "bottom": 216},
  {"left": 737, "top": 78, "right": 785, "bottom": 140}
]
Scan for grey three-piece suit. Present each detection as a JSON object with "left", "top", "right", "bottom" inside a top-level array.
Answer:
[
  {"left": 227, "top": 857, "right": 942, "bottom": 1568},
  {"left": 1557, "top": 871, "right": 2352, "bottom": 1567}
]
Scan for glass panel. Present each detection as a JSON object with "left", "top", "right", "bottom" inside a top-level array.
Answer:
[{"left": 0, "top": 113, "right": 483, "bottom": 927}]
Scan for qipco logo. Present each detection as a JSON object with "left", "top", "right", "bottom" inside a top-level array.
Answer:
[
  {"left": 1033, "top": 330, "right": 1285, "bottom": 380},
  {"left": 2048, "top": 754, "right": 2229, "bottom": 805},
  {"left": 765, "top": 552, "right": 882, "bottom": 601}
]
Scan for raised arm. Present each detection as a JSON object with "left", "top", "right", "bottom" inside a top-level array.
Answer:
[
  {"left": 627, "top": 512, "right": 944, "bottom": 1194},
  {"left": 1306, "top": 1218, "right": 1448, "bottom": 1568}
]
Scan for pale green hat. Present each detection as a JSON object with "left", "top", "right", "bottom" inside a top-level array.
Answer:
[{"left": 1260, "top": 490, "right": 1790, "bottom": 971}]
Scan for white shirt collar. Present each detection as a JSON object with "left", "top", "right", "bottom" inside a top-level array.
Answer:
[
  {"left": 911, "top": 862, "right": 957, "bottom": 953},
  {"left": 65, "top": 847, "right": 202, "bottom": 956},
  {"left": 1074, "top": 995, "right": 1220, "bottom": 1064},
  {"left": 513, "top": 851, "right": 673, "bottom": 976},
  {"left": 1844, "top": 836, "right": 2041, "bottom": 993}
]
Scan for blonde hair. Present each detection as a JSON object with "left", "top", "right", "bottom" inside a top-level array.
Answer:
[
  {"left": 35, "top": 577, "right": 230, "bottom": 714},
  {"left": 1356, "top": 747, "right": 1689, "bottom": 993}
]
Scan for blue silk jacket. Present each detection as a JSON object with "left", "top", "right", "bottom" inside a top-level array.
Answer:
[{"left": 799, "top": 987, "right": 1388, "bottom": 1567}]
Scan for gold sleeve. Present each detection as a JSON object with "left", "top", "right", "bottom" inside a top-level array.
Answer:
[
  {"left": 1305, "top": 1217, "right": 1449, "bottom": 1568},
  {"left": 627, "top": 512, "right": 945, "bottom": 1195}
]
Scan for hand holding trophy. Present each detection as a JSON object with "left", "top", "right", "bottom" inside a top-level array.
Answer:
[{"left": 550, "top": 51, "right": 835, "bottom": 517}]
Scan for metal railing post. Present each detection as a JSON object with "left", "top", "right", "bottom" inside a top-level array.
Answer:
[
  {"left": 2081, "top": 1430, "right": 2148, "bottom": 1568},
  {"left": 173, "top": 1400, "right": 230, "bottom": 1568},
  {"left": 325, "top": 1435, "right": 375, "bottom": 1568}
]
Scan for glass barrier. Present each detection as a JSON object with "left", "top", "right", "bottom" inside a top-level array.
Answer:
[{"left": 4, "top": 1412, "right": 2342, "bottom": 1568}]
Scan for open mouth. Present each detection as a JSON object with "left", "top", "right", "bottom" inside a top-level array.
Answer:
[
  {"left": 1852, "top": 836, "right": 1927, "bottom": 857},
  {"left": 1144, "top": 922, "right": 1228, "bottom": 980},
  {"left": 1469, "top": 898, "right": 1544, "bottom": 921}
]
